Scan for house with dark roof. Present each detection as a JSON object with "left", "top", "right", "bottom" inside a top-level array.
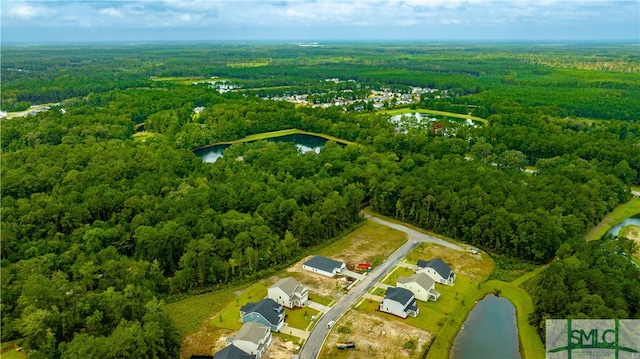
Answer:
[
  {"left": 225, "top": 322, "right": 272, "bottom": 359},
  {"left": 240, "top": 298, "right": 285, "bottom": 332},
  {"left": 302, "top": 255, "right": 346, "bottom": 278},
  {"left": 416, "top": 258, "right": 456, "bottom": 285},
  {"left": 397, "top": 272, "right": 440, "bottom": 302},
  {"left": 379, "top": 287, "right": 419, "bottom": 318},
  {"left": 212, "top": 344, "right": 257, "bottom": 359},
  {"left": 268, "top": 277, "right": 308, "bottom": 308}
]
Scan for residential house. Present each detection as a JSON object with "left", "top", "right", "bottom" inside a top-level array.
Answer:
[
  {"left": 396, "top": 273, "right": 440, "bottom": 302},
  {"left": 379, "top": 287, "right": 419, "bottom": 318},
  {"left": 302, "top": 256, "right": 346, "bottom": 278},
  {"left": 268, "top": 277, "right": 308, "bottom": 308},
  {"left": 212, "top": 345, "right": 256, "bottom": 359},
  {"left": 225, "top": 322, "right": 272, "bottom": 359},
  {"left": 240, "top": 298, "right": 285, "bottom": 332},
  {"left": 416, "top": 258, "right": 456, "bottom": 285}
]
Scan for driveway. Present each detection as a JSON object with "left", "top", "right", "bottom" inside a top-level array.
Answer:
[
  {"left": 306, "top": 300, "right": 331, "bottom": 313},
  {"left": 298, "top": 213, "right": 463, "bottom": 359},
  {"left": 341, "top": 268, "right": 364, "bottom": 280},
  {"left": 280, "top": 324, "right": 309, "bottom": 340}
]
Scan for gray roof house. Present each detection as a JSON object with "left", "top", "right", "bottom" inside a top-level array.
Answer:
[
  {"left": 379, "top": 287, "right": 419, "bottom": 318},
  {"left": 240, "top": 298, "right": 285, "bottom": 332},
  {"left": 397, "top": 272, "right": 440, "bottom": 302},
  {"left": 302, "top": 255, "right": 346, "bottom": 277},
  {"left": 212, "top": 345, "right": 256, "bottom": 359},
  {"left": 268, "top": 277, "right": 308, "bottom": 308},
  {"left": 225, "top": 322, "right": 272, "bottom": 359},
  {"left": 416, "top": 258, "right": 456, "bottom": 285}
]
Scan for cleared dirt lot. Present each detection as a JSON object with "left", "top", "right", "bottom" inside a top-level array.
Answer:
[
  {"left": 285, "top": 220, "right": 408, "bottom": 300},
  {"left": 320, "top": 308, "right": 433, "bottom": 359},
  {"left": 405, "top": 242, "right": 494, "bottom": 281}
]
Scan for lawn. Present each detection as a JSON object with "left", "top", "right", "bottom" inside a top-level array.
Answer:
[
  {"left": 285, "top": 306, "right": 320, "bottom": 330},
  {"left": 309, "top": 292, "right": 334, "bottom": 306},
  {"left": 210, "top": 282, "right": 270, "bottom": 330},
  {"left": 132, "top": 131, "right": 161, "bottom": 142},
  {"left": 164, "top": 283, "right": 251, "bottom": 336},
  {"left": 0, "top": 343, "right": 26, "bottom": 359},
  {"left": 585, "top": 197, "right": 640, "bottom": 241},
  {"left": 381, "top": 266, "right": 415, "bottom": 286}
]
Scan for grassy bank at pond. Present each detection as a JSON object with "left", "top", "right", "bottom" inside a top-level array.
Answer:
[
  {"left": 200, "top": 128, "right": 358, "bottom": 148},
  {"left": 378, "top": 107, "right": 488, "bottom": 125},
  {"left": 585, "top": 197, "right": 640, "bottom": 241},
  {"left": 425, "top": 266, "right": 546, "bottom": 359},
  {"left": 479, "top": 280, "right": 546, "bottom": 359}
]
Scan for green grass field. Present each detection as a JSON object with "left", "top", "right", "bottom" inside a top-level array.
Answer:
[
  {"left": 1, "top": 342, "right": 26, "bottom": 359},
  {"left": 209, "top": 128, "right": 358, "bottom": 147},
  {"left": 210, "top": 282, "right": 270, "bottom": 330},
  {"left": 585, "top": 197, "right": 640, "bottom": 241},
  {"left": 132, "top": 131, "right": 161, "bottom": 142},
  {"left": 309, "top": 293, "right": 334, "bottom": 306},
  {"left": 285, "top": 307, "right": 320, "bottom": 330},
  {"left": 163, "top": 283, "right": 250, "bottom": 336},
  {"left": 381, "top": 266, "right": 414, "bottom": 286}
]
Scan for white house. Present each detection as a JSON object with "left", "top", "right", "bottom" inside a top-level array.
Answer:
[
  {"left": 396, "top": 273, "right": 440, "bottom": 302},
  {"left": 379, "top": 287, "right": 419, "bottom": 319},
  {"left": 416, "top": 258, "right": 456, "bottom": 286},
  {"left": 268, "top": 277, "right": 308, "bottom": 308},
  {"left": 225, "top": 322, "right": 271, "bottom": 359},
  {"left": 302, "top": 256, "right": 346, "bottom": 278}
]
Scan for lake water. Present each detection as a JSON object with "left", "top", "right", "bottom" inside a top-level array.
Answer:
[
  {"left": 605, "top": 214, "right": 640, "bottom": 237},
  {"left": 390, "top": 112, "right": 481, "bottom": 127},
  {"left": 451, "top": 294, "right": 520, "bottom": 359},
  {"left": 194, "top": 133, "right": 331, "bottom": 163}
]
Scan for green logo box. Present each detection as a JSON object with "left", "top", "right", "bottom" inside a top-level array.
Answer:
[{"left": 546, "top": 319, "right": 640, "bottom": 359}]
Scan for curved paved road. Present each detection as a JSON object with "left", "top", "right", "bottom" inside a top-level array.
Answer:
[
  {"left": 298, "top": 214, "right": 462, "bottom": 359},
  {"left": 365, "top": 214, "right": 463, "bottom": 251}
]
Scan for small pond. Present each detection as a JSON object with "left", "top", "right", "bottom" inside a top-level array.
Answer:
[
  {"left": 451, "top": 294, "right": 520, "bottom": 359},
  {"left": 605, "top": 214, "right": 640, "bottom": 237},
  {"left": 194, "top": 133, "right": 332, "bottom": 163},
  {"left": 390, "top": 112, "right": 481, "bottom": 128}
]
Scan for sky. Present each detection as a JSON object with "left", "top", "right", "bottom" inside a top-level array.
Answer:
[{"left": 1, "top": 0, "right": 639, "bottom": 43}]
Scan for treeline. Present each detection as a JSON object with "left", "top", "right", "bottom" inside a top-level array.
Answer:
[
  {"left": 528, "top": 237, "right": 640, "bottom": 338},
  {"left": 3, "top": 44, "right": 640, "bottom": 120}
]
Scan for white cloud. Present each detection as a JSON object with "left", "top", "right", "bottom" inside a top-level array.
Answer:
[
  {"left": 99, "top": 8, "right": 124, "bottom": 18},
  {"left": 7, "top": 3, "right": 53, "bottom": 20}
]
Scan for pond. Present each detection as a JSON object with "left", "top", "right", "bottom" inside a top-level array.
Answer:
[
  {"left": 194, "top": 133, "right": 332, "bottom": 163},
  {"left": 390, "top": 112, "right": 482, "bottom": 131},
  {"left": 605, "top": 214, "right": 640, "bottom": 237},
  {"left": 451, "top": 294, "right": 520, "bottom": 359}
]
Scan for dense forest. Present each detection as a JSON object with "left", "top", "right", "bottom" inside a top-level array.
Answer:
[{"left": 2, "top": 43, "right": 639, "bottom": 357}]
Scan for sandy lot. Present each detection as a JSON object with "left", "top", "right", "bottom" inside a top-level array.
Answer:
[
  {"left": 320, "top": 308, "right": 433, "bottom": 359},
  {"left": 406, "top": 243, "right": 493, "bottom": 282}
]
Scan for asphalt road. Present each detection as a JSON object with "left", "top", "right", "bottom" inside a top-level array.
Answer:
[{"left": 298, "top": 214, "right": 462, "bottom": 359}]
